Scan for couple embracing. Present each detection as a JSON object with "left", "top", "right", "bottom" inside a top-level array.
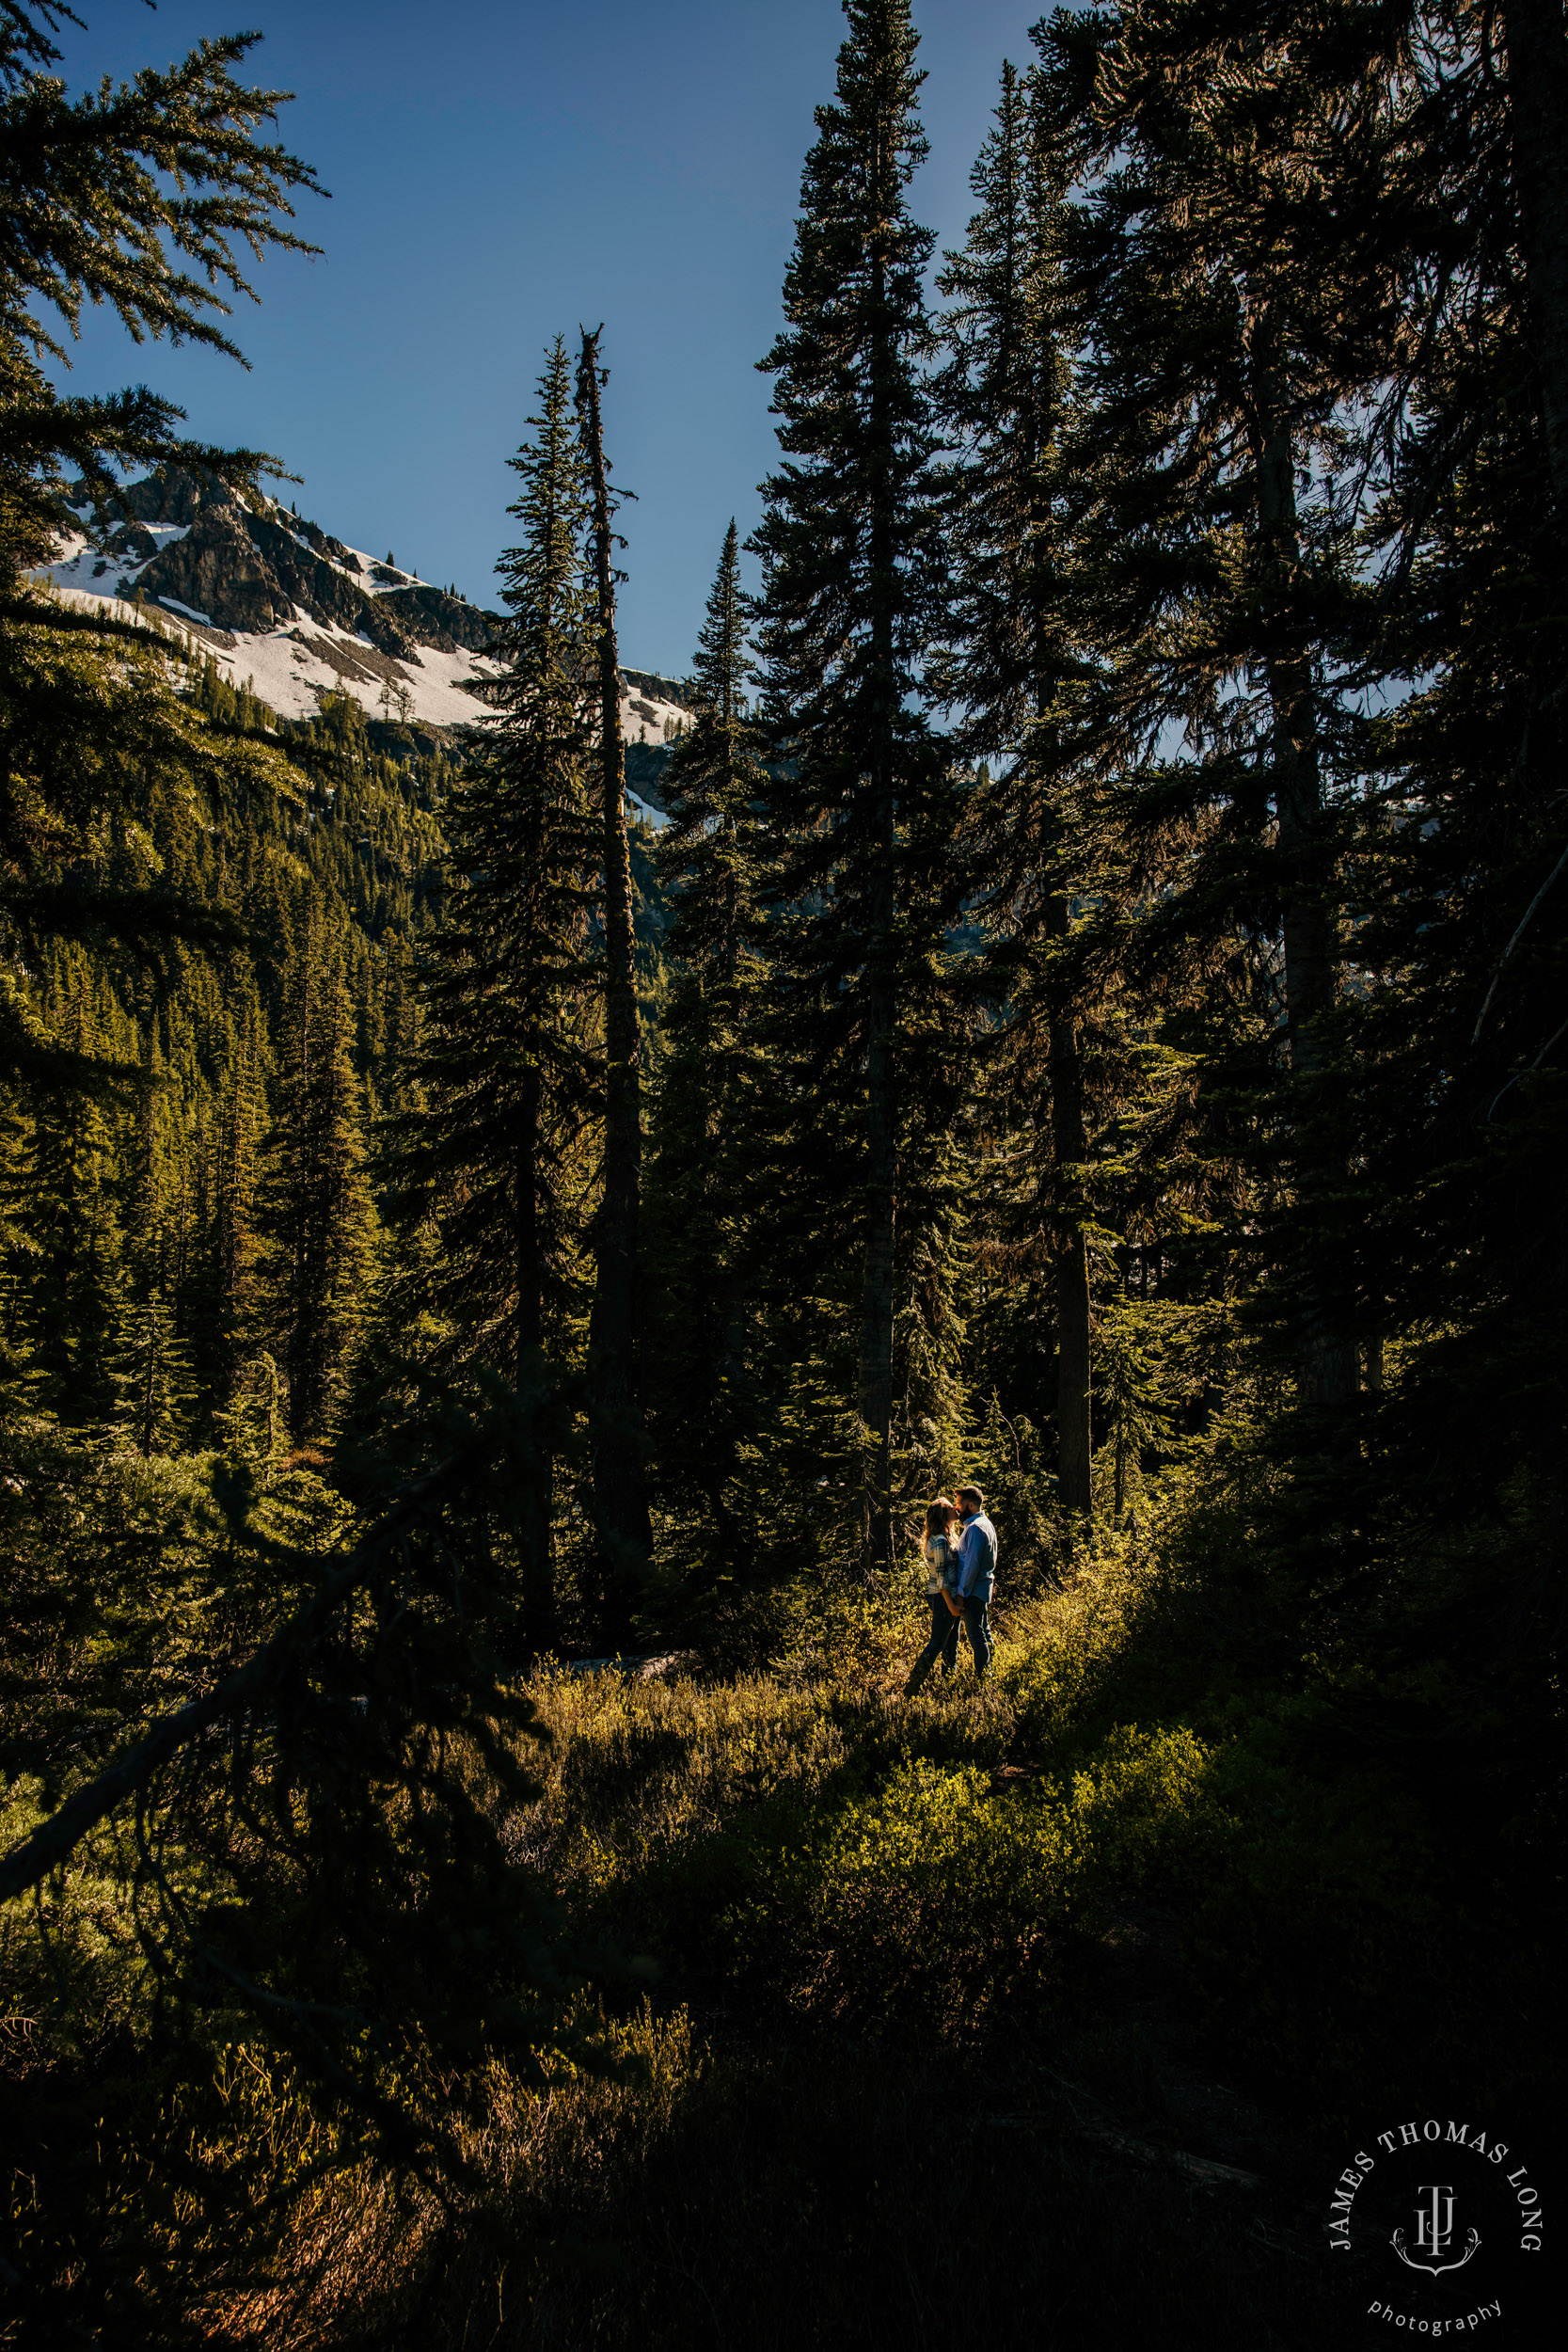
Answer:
[{"left": 904, "top": 1484, "right": 997, "bottom": 1692}]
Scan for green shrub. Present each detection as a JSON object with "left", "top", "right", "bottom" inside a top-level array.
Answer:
[{"left": 715, "top": 1724, "right": 1215, "bottom": 2019}]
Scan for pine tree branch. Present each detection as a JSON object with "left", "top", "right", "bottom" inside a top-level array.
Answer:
[{"left": 0, "top": 1452, "right": 463, "bottom": 1906}]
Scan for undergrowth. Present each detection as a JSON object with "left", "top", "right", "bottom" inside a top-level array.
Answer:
[{"left": 3, "top": 1450, "right": 1560, "bottom": 2347}]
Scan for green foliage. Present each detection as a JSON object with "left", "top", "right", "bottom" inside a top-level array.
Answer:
[
  {"left": 713, "top": 1726, "right": 1213, "bottom": 2019},
  {"left": 643, "top": 523, "right": 771, "bottom": 1576},
  {"left": 0, "top": 2, "right": 320, "bottom": 1133},
  {"left": 257, "top": 928, "right": 375, "bottom": 1445},
  {"left": 4, "top": 1, "right": 1568, "bottom": 2337},
  {"left": 1092, "top": 1295, "right": 1178, "bottom": 1519},
  {"left": 385, "top": 341, "right": 600, "bottom": 1407},
  {"left": 751, "top": 0, "right": 963, "bottom": 1570},
  {"left": 109, "top": 1284, "right": 193, "bottom": 1454},
  {"left": 0, "top": 1376, "right": 620, "bottom": 2337}
]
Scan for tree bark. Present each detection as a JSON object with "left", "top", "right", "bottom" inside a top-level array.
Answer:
[
  {"left": 1010, "top": 116, "right": 1096, "bottom": 1518},
  {"left": 1503, "top": 0, "right": 1568, "bottom": 515},
  {"left": 522, "top": 1449, "right": 557, "bottom": 1661},
  {"left": 1257, "top": 405, "right": 1357, "bottom": 1406},
  {"left": 1032, "top": 487, "right": 1092, "bottom": 1516},
  {"left": 578, "top": 329, "right": 652, "bottom": 1643}
]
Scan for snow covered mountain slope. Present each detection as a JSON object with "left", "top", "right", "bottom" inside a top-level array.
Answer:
[{"left": 37, "top": 466, "right": 695, "bottom": 750}]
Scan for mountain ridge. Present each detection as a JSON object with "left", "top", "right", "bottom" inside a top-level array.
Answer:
[{"left": 40, "top": 465, "right": 695, "bottom": 759}]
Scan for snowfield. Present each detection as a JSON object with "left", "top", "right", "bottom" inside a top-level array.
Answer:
[
  {"left": 221, "top": 624, "right": 506, "bottom": 729},
  {"left": 37, "top": 517, "right": 690, "bottom": 749}
]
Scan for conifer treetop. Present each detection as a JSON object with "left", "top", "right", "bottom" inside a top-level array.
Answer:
[
  {"left": 689, "top": 517, "right": 751, "bottom": 727},
  {"left": 752, "top": 0, "right": 943, "bottom": 752},
  {"left": 485, "top": 336, "right": 594, "bottom": 745},
  {"left": 659, "top": 518, "right": 768, "bottom": 984},
  {"left": 759, "top": 0, "right": 935, "bottom": 452}
]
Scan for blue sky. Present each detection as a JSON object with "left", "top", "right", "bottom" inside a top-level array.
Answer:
[{"left": 46, "top": 1, "right": 1051, "bottom": 676}]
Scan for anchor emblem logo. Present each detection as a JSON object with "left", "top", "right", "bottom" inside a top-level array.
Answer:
[{"left": 1390, "top": 2185, "right": 1481, "bottom": 2279}]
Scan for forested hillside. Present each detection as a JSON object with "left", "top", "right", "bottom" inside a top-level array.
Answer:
[{"left": 2, "top": 2, "right": 1563, "bottom": 2345}]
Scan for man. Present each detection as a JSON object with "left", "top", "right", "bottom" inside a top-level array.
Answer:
[{"left": 954, "top": 1485, "right": 997, "bottom": 1679}]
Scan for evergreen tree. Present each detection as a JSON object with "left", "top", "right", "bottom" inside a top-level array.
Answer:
[
  {"left": 213, "top": 1346, "right": 286, "bottom": 1485},
  {"left": 109, "top": 1286, "right": 192, "bottom": 1456},
  {"left": 1301, "top": 0, "right": 1568, "bottom": 1601},
  {"left": 388, "top": 340, "right": 601, "bottom": 1647},
  {"left": 30, "top": 1114, "right": 122, "bottom": 1422},
  {"left": 212, "top": 991, "right": 269, "bottom": 1401},
  {"left": 1009, "top": 0, "right": 1568, "bottom": 1591},
  {"left": 659, "top": 523, "right": 767, "bottom": 990},
  {"left": 10, "top": 1017, "right": 123, "bottom": 1423},
  {"left": 578, "top": 328, "right": 654, "bottom": 1636},
  {"left": 259, "top": 913, "right": 373, "bottom": 1446},
  {"left": 395, "top": 342, "right": 598, "bottom": 1375},
  {"left": 0, "top": 4, "right": 320, "bottom": 1098},
  {"left": 934, "top": 58, "right": 1097, "bottom": 1515},
  {"left": 646, "top": 523, "right": 769, "bottom": 1567},
  {"left": 1025, "top": 2, "right": 1386, "bottom": 1406},
  {"left": 752, "top": 0, "right": 954, "bottom": 1573},
  {"left": 1501, "top": 0, "right": 1568, "bottom": 512}
]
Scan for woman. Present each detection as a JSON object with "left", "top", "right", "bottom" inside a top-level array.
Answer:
[{"left": 903, "top": 1496, "right": 964, "bottom": 1693}]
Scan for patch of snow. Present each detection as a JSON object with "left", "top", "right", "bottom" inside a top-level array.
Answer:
[
  {"left": 36, "top": 532, "right": 102, "bottom": 593},
  {"left": 37, "top": 581, "right": 140, "bottom": 625},
  {"left": 204, "top": 621, "right": 500, "bottom": 729},
  {"left": 626, "top": 791, "right": 668, "bottom": 831},
  {"left": 619, "top": 687, "right": 692, "bottom": 747},
  {"left": 222, "top": 629, "right": 343, "bottom": 724},
  {"left": 36, "top": 519, "right": 680, "bottom": 751},
  {"left": 27, "top": 583, "right": 220, "bottom": 680},
  {"left": 36, "top": 522, "right": 188, "bottom": 600}
]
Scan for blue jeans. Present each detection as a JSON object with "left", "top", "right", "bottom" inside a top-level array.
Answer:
[
  {"left": 905, "top": 1596, "right": 961, "bottom": 1691},
  {"left": 961, "top": 1591, "right": 992, "bottom": 1677}
]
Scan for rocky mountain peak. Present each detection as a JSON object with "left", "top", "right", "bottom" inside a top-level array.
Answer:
[{"left": 43, "top": 468, "right": 695, "bottom": 755}]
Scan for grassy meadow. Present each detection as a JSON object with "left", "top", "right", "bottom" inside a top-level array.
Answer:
[{"left": 8, "top": 1445, "right": 1544, "bottom": 2348}]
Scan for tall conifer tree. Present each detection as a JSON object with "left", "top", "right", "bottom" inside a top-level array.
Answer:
[
  {"left": 0, "top": 6, "right": 319, "bottom": 1106},
  {"left": 1298, "top": 0, "right": 1568, "bottom": 1572},
  {"left": 177, "top": 983, "right": 268, "bottom": 1425},
  {"left": 110, "top": 1286, "right": 192, "bottom": 1456},
  {"left": 15, "top": 1075, "right": 122, "bottom": 1422},
  {"left": 660, "top": 522, "right": 766, "bottom": 993},
  {"left": 578, "top": 328, "right": 653, "bottom": 1636},
  {"left": 260, "top": 914, "right": 372, "bottom": 1445},
  {"left": 1501, "top": 0, "right": 1568, "bottom": 513},
  {"left": 752, "top": 0, "right": 951, "bottom": 1573},
  {"left": 1029, "top": 3, "right": 1375, "bottom": 1406},
  {"left": 646, "top": 522, "right": 768, "bottom": 1558},
  {"left": 935, "top": 59, "right": 1096, "bottom": 1514},
  {"left": 388, "top": 341, "right": 601, "bottom": 1648},
  {"left": 394, "top": 342, "right": 598, "bottom": 1377}
]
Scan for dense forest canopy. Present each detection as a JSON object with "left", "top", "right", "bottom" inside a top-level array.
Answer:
[{"left": 1, "top": 0, "right": 1563, "bottom": 2342}]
